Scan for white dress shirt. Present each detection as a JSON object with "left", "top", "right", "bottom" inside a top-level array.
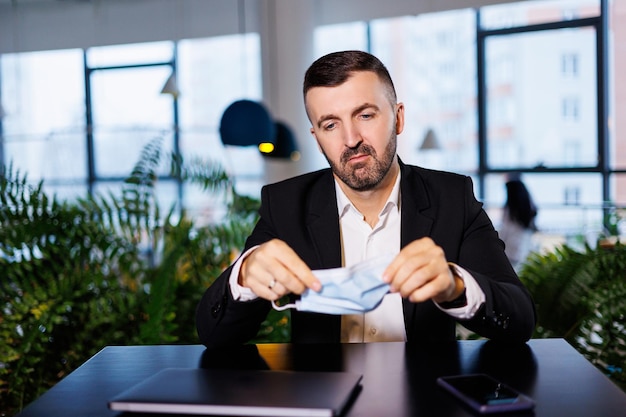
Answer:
[
  {"left": 337, "top": 174, "right": 405, "bottom": 342},
  {"left": 228, "top": 171, "right": 486, "bottom": 342}
]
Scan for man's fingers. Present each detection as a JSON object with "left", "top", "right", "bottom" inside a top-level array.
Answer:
[
  {"left": 268, "top": 240, "right": 322, "bottom": 292},
  {"left": 383, "top": 237, "right": 456, "bottom": 302},
  {"left": 383, "top": 237, "right": 435, "bottom": 282},
  {"left": 279, "top": 258, "right": 321, "bottom": 293},
  {"left": 241, "top": 239, "right": 321, "bottom": 300}
]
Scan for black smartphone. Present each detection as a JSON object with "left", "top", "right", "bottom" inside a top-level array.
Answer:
[{"left": 437, "top": 373, "right": 535, "bottom": 414}]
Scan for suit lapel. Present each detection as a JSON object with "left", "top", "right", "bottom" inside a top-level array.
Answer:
[
  {"left": 399, "top": 161, "right": 434, "bottom": 246},
  {"left": 305, "top": 172, "right": 343, "bottom": 269},
  {"left": 398, "top": 161, "right": 437, "bottom": 336},
  {"left": 303, "top": 163, "right": 435, "bottom": 267}
]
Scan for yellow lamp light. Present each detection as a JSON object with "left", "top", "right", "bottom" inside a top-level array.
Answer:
[{"left": 258, "top": 142, "right": 275, "bottom": 154}]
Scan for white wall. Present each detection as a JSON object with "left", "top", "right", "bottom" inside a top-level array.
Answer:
[
  {"left": 0, "top": 0, "right": 253, "bottom": 53},
  {"left": 0, "top": 0, "right": 518, "bottom": 54}
]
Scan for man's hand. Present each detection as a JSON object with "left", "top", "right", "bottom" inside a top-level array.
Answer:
[
  {"left": 383, "top": 237, "right": 465, "bottom": 304},
  {"left": 239, "top": 239, "right": 322, "bottom": 301}
]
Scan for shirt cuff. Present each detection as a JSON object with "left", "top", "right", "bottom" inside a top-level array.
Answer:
[
  {"left": 228, "top": 245, "right": 260, "bottom": 301},
  {"left": 435, "top": 263, "right": 485, "bottom": 320}
]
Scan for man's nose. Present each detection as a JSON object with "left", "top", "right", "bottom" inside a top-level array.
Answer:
[{"left": 343, "top": 123, "right": 363, "bottom": 149}]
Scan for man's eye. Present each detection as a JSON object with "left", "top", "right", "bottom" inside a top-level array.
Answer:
[
  {"left": 360, "top": 113, "right": 373, "bottom": 120},
  {"left": 324, "top": 122, "right": 336, "bottom": 131}
]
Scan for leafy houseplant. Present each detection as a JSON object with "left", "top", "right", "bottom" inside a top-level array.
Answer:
[
  {"left": 518, "top": 242, "right": 626, "bottom": 390},
  {"left": 0, "top": 139, "right": 290, "bottom": 415}
]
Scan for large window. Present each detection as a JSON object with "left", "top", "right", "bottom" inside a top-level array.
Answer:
[
  {"left": 313, "top": 0, "right": 624, "bottom": 245},
  {"left": 2, "top": 0, "right": 624, "bottom": 241},
  {"left": 0, "top": 34, "right": 262, "bottom": 223},
  {"left": 478, "top": 0, "right": 605, "bottom": 242}
]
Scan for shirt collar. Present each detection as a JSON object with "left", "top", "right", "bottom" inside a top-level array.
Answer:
[{"left": 335, "top": 171, "right": 401, "bottom": 219}]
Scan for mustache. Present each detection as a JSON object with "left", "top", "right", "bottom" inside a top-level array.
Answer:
[{"left": 341, "top": 143, "right": 375, "bottom": 164}]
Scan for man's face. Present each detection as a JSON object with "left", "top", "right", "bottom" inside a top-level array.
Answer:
[{"left": 305, "top": 71, "right": 404, "bottom": 192}]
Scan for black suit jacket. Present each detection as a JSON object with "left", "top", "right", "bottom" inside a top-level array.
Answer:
[{"left": 196, "top": 161, "right": 536, "bottom": 348}]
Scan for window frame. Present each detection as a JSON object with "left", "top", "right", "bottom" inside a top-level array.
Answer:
[{"left": 475, "top": 11, "right": 610, "bottom": 204}]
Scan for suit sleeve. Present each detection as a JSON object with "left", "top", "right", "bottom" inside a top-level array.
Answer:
[{"left": 453, "top": 177, "right": 536, "bottom": 342}]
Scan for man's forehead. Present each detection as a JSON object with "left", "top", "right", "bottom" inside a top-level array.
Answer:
[{"left": 305, "top": 72, "right": 387, "bottom": 106}]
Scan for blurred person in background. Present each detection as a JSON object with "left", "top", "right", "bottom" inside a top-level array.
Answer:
[{"left": 499, "top": 176, "right": 538, "bottom": 271}]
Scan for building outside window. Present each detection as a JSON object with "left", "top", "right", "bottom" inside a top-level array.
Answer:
[
  {"left": 562, "top": 52, "right": 580, "bottom": 77},
  {"left": 562, "top": 96, "right": 581, "bottom": 122}
]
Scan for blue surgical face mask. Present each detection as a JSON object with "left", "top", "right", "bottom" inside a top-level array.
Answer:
[{"left": 272, "top": 254, "right": 393, "bottom": 315}]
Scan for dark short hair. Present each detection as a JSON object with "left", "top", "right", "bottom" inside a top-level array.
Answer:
[{"left": 303, "top": 50, "right": 397, "bottom": 105}]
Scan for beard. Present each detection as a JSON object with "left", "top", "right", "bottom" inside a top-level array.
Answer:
[{"left": 323, "top": 131, "right": 397, "bottom": 192}]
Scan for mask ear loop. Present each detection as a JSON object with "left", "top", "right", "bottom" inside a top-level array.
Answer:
[
  {"left": 271, "top": 301, "right": 294, "bottom": 311},
  {"left": 271, "top": 296, "right": 297, "bottom": 311}
]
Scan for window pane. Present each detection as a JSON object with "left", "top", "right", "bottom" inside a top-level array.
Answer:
[
  {"left": 610, "top": 136, "right": 626, "bottom": 170},
  {"left": 1, "top": 49, "right": 86, "bottom": 182},
  {"left": 178, "top": 34, "right": 262, "bottom": 136},
  {"left": 314, "top": 22, "right": 368, "bottom": 57},
  {"left": 93, "top": 179, "right": 179, "bottom": 218},
  {"left": 3, "top": 131, "right": 87, "bottom": 182},
  {"left": 177, "top": 33, "right": 263, "bottom": 199},
  {"left": 485, "top": 27, "right": 598, "bottom": 169},
  {"left": 607, "top": 173, "right": 626, "bottom": 244},
  {"left": 183, "top": 182, "right": 230, "bottom": 226},
  {"left": 44, "top": 184, "right": 89, "bottom": 202},
  {"left": 90, "top": 65, "right": 174, "bottom": 177},
  {"left": 610, "top": 173, "right": 626, "bottom": 206},
  {"left": 370, "top": 11, "right": 477, "bottom": 174},
  {"left": 87, "top": 41, "right": 174, "bottom": 67},
  {"left": 481, "top": 0, "right": 600, "bottom": 30},
  {"left": 485, "top": 173, "right": 603, "bottom": 245}
]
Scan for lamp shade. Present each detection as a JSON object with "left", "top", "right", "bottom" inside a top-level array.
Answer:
[
  {"left": 219, "top": 100, "right": 275, "bottom": 147},
  {"left": 260, "top": 121, "right": 300, "bottom": 160},
  {"left": 160, "top": 73, "right": 180, "bottom": 97},
  {"left": 419, "top": 128, "right": 441, "bottom": 151}
]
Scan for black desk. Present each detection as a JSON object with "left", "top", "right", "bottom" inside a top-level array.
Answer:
[{"left": 15, "top": 339, "right": 626, "bottom": 417}]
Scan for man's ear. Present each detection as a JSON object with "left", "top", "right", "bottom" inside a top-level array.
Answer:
[{"left": 395, "top": 103, "right": 405, "bottom": 134}]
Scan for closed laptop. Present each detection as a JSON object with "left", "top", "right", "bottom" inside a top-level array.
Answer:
[{"left": 108, "top": 368, "right": 362, "bottom": 417}]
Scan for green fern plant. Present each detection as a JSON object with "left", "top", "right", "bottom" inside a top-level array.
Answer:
[
  {"left": 518, "top": 242, "right": 626, "bottom": 389},
  {"left": 0, "top": 163, "right": 147, "bottom": 413},
  {"left": 0, "top": 138, "right": 288, "bottom": 415}
]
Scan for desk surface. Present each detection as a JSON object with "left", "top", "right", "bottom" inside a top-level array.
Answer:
[{"left": 15, "top": 338, "right": 626, "bottom": 417}]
